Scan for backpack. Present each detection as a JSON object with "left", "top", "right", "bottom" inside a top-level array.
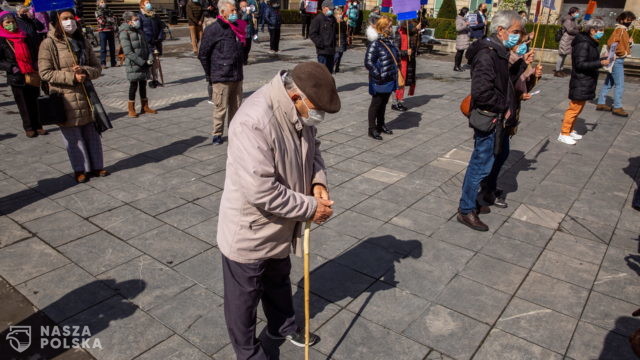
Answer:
[{"left": 555, "top": 27, "right": 564, "bottom": 42}]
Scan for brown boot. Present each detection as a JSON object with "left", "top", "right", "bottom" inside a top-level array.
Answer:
[
  {"left": 456, "top": 210, "right": 489, "bottom": 232},
  {"left": 596, "top": 104, "right": 612, "bottom": 112},
  {"left": 141, "top": 98, "right": 158, "bottom": 114},
  {"left": 128, "top": 100, "right": 138, "bottom": 118},
  {"left": 612, "top": 108, "right": 629, "bottom": 117},
  {"left": 74, "top": 172, "right": 88, "bottom": 183},
  {"left": 553, "top": 71, "right": 566, "bottom": 78},
  {"left": 36, "top": 128, "right": 48, "bottom": 136},
  {"left": 25, "top": 130, "right": 37, "bottom": 138}
]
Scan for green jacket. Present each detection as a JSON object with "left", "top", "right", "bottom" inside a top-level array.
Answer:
[{"left": 119, "top": 23, "right": 151, "bottom": 81}]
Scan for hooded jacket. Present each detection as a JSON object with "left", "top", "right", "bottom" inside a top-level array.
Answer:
[
  {"left": 217, "top": 71, "right": 327, "bottom": 263},
  {"left": 569, "top": 32, "right": 602, "bottom": 101},
  {"left": 119, "top": 22, "right": 151, "bottom": 81},
  {"left": 466, "top": 35, "right": 512, "bottom": 115},
  {"left": 38, "top": 27, "right": 102, "bottom": 127}
]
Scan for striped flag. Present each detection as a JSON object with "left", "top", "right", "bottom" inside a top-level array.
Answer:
[
  {"left": 533, "top": 0, "right": 541, "bottom": 22},
  {"left": 584, "top": 0, "right": 597, "bottom": 20},
  {"left": 394, "top": 0, "right": 420, "bottom": 20},
  {"left": 381, "top": 0, "right": 392, "bottom": 13}
]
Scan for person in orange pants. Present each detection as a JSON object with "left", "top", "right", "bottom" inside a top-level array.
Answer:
[
  {"left": 392, "top": 19, "right": 420, "bottom": 112},
  {"left": 558, "top": 18, "right": 609, "bottom": 145}
]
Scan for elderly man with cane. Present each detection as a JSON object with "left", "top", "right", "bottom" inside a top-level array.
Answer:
[{"left": 217, "top": 61, "right": 339, "bottom": 360}]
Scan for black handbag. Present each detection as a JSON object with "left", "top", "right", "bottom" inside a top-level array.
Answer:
[
  {"left": 468, "top": 108, "right": 500, "bottom": 133},
  {"left": 37, "top": 82, "right": 67, "bottom": 126}
]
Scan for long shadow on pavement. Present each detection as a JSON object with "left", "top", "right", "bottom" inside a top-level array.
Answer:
[{"left": 1, "top": 279, "right": 146, "bottom": 359}]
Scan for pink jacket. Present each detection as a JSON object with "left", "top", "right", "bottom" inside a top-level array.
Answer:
[{"left": 217, "top": 71, "right": 328, "bottom": 263}]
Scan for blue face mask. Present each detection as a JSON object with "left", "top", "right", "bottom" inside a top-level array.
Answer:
[
  {"left": 573, "top": 12, "right": 580, "bottom": 18},
  {"left": 593, "top": 30, "right": 604, "bottom": 40},
  {"left": 515, "top": 42, "right": 527, "bottom": 56},
  {"left": 326, "top": 10, "right": 333, "bottom": 16},
  {"left": 228, "top": 13, "right": 238, "bottom": 22},
  {"left": 502, "top": 33, "right": 520, "bottom": 48},
  {"left": 145, "top": 3, "right": 153, "bottom": 10}
]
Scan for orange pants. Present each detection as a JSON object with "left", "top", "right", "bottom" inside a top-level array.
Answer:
[
  {"left": 561, "top": 100, "right": 586, "bottom": 135},
  {"left": 395, "top": 58, "right": 415, "bottom": 101}
]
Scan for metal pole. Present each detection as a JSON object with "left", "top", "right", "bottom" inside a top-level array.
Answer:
[{"left": 303, "top": 220, "right": 311, "bottom": 360}]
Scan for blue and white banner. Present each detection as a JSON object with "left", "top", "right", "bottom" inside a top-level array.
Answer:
[
  {"left": 542, "top": 0, "right": 555, "bottom": 10},
  {"left": 32, "top": 0, "right": 75, "bottom": 13}
]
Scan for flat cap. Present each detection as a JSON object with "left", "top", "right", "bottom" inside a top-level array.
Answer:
[
  {"left": 291, "top": 62, "right": 341, "bottom": 114},
  {"left": 321, "top": 0, "right": 334, "bottom": 9}
]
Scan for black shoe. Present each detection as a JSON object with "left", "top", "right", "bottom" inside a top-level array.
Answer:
[
  {"left": 396, "top": 103, "right": 408, "bottom": 112},
  {"left": 456, "top": 211, "right": 489, "bottom": 232},
  {"left": 493, "top": 196, "right": 508, "bottom": 208},
  {"left": 484, "top": 189, "right": 507, "bottom": 208},
  {"left": 377, "top": 125, "right": 393, "bottom": 134},
  {"left": 391, "top": 103, "right": 401, "bottom": 111},
  {"left": 212, "top": 135, "right": 223, "bottom": 145},
  {"left": 368, "top": 130, "right": 383, "bottom": 140},
  {"left": 335, "top": 67, "right": 340, "bottom": 73},
  {"left": 267, "top": 329, "right": 320, "bottom": 347},
  {"left": 453, "top": 66, "right": 463, "bottom": 72},
  {"left": 477, "top": 205, "right": 491, "bottom": 214}
]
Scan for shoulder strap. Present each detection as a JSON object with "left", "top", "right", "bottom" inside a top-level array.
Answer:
[
  {"left": 378, "top": 39, "right": 398, "bottom": 67},
  {"left": 5, "top": 39, "right": 15, "bottom": 53}
]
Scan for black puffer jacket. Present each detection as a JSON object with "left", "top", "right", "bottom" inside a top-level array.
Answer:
[
  {"left": 309, "top": 13, "right": 336, "bottom": 56},
  {"left": 198, "top": 19, "right": 244, "bottom": 83},
  {"left": 466, "top": 35, "right": 512, "bottom": 115},
  {"left": 0, "top": 34, "right": 40, "bottom": 86},
  {"left": 365, "top": 31, "right": 399, "bottom": 85},
  {"left": 569, "top": 32, "right": 602, "bottom": 101}
]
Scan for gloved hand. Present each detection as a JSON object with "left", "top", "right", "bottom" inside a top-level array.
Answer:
[
  {"left": 11, "top": 66, "right": 20, "bottom": 74},
  {"left": 146, "top": 59, "right": 154, "bottom": 66}
]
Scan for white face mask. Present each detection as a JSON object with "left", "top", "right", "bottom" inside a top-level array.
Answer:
[
  {"left": 299, "top": 97, "right": 325, "bottom": 126},
  {"left": 131, "top": 20, "right": 141, "bottom": 28},
  {"left": 62, "top": 19, "right": 77, "bottom": 34}
]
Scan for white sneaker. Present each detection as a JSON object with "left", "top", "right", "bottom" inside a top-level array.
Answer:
[
  {"left": 207, "top": 100, "right": 213, "bottom": 105},
  {"left": 569, "top": 131, "right": 583, "bottom": 140},
  {"left": 557, "top": 134, "right": 577, "bottom": 145}
]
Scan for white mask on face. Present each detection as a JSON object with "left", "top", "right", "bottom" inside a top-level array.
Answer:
[
  {"left": 299, "top": 97, "right": 325, "bottom": 126},
  {"left": 62, "top": 19, "right": 77, "bottom": 34}
]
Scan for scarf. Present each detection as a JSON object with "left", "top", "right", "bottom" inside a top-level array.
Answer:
[
  {"left": 217, "top": 15, "right": 247, "bottom": 45},
  {"left": 140, "top": 8, "right": 155, "bottom": 17},
  {"left": 68, "top": 37, "right": 86, "bottom": 66},
  {"left": 0, "top": 19, "right": 36, "bottom": 74}
]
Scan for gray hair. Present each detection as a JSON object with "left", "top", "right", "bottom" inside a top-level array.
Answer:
[
  {"left": 489, "top": 10, "right": 522, "bottom": 34},
  {"left": 15, "top": 4, "right": 29, "bottom": 12},
  {"left": 218, "top": 0, "right": 236, "bottom": 11},
  {"left": 582, "top": 18, "right": 605, "bottom": 32},
  {"left": 122, "top": 11, "right": 137, "bottom": 22}
]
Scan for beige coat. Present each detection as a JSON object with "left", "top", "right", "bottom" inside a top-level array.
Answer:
[
  {"left": 217, "top": 71, "right": 328, "bottom": 264},
  {"left": 38, "top": 27, "right": 101, "bottom": 128}
]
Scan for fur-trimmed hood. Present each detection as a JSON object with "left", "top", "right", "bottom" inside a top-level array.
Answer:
[{"left": 366, "top": 25, "right": 379, "bottom": 42}]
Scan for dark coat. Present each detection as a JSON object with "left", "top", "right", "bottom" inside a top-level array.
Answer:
[
  {"left": 569, "top": 32, "right": 602, "bottom": 101},
  {"left": 365, "top": 33, "right": 400, "bottom": 86},
  {"left": 0, "top": 33, "right": 40, "bottom": 86},
  {"left": 186, "top": 0, "right": 205, "bottom": 26},
  {"left": 309, "top": 13, "right": 336, "bottom": 56},
  {"left": 469, "top": 10, "right": 486, "bottom": 40},
  {"left": 466, "top": 36, "right": 512, "bottom": 115},
  {"left": 264, "top": 6, "right": 282, "bottom": 30},
  {"left": 395, "top": 23, "right": 418, "bottom": 87},
  {"left": 138, "top": 11, "right": 165, "bottom": 49},
  {"left": 198, "top": 20, "right": 244, "bottom": 83},
  {"left": 119, "top": 23, "right": 151, "bottom": 81}
]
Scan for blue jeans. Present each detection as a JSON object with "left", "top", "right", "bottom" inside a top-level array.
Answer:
[
  {"left": 459, "top": 130, "right": 496, "bottom": 214},
  {"left": 98, "top": 31, "right": 116, "bottom": 66},
  {"left": 483, "top": 130, "right": 510, "bottom": 194},
  {"left": 317, "top": 54, "right": 334, "bottom": 74},
  {"left": 597, "top": 58, "right": 625, "bottom": 108},
  {"left": 334, "top": 51, "right": 344, "bottom": 71}
]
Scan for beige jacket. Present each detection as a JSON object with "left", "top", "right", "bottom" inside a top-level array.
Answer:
[
  {"left": 38, "top": 27, "right": 101, "bottom": 128},
  {"left": 217, "top": 71, "right": 328, "bottom": 264}
]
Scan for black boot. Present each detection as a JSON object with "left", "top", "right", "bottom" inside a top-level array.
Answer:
[
  {"left": 377, "top": 124, "right": 393, "bottom": 134},
  {"left": 368, "top": 129, "right": 383, "bottom": 140},
  {"left": 453, "top": 65, "right": 463, "bottom": 72}
]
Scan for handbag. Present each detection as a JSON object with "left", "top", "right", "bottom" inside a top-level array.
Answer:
[
  {"left": 460, "top": 94, "right": 472, "bottom": 118},
  {"left": 5, "top": 40, "right": 41, "bottom": 87},
  {"left": 468, "top": 108, "right": 500, "bottom": 133},
  {"left": 37, "top": 82, "right": 67, "bottom": 126},
  {"left": 378, "top": 40, "right": 405, "bottom": 87}
]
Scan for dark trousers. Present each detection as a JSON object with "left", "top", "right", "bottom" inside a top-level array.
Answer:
[
  {"left": 301, "top": 14, "right": 311, "bottom": 38},
  {"left": 99, "top": 31, "right": 116, "bottom": 66},
  {"left": 269, "top": 28, "right": 280, "bottom": 52},
  {"left": 222, "top": 254, "right": 297, "bottom": 360},
  {"left": 11, "top": 85, "right": 41, "bottom": 131},
  {"left": 482, "top": 130, "right": 510, "bottom": 194},
  {"left": 317, "top": 54, "right": 334, "bottom": 74},
  {"left": 459, "top": 130, "right": 496, "bottom": 213},
  {"left": 454, "top": 49, "right": 464, "bottom": 68},
  {"left": 333, "top": 51, "right": 344, "bottom": 72},
  {"left": 243, "top": 37, "right": 252, "bottom": 64},
  {"left": 368, "top": 92, "right": 391, "bottom": 131},
  {"left": 633, "top": 186, "right": 640, "bottom": 209},
  {"left": 128, "top": 80, "right": 147, "bottom": 101}
]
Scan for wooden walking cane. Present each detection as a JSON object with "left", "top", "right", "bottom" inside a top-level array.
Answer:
[{"left": 303, "top": 220, "right": 312, "bottom": 360}]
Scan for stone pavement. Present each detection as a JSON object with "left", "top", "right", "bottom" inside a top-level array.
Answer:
[{"left": 1, "top": 34, "right": 639, "bottom": 360}]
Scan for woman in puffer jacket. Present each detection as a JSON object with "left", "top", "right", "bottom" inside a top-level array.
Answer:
[
  {"left": 119, "top": 11, "right": 157, "bottom": 117},
  {"left": 364, "top": 15, "right": 399, "bottom": 140}
]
